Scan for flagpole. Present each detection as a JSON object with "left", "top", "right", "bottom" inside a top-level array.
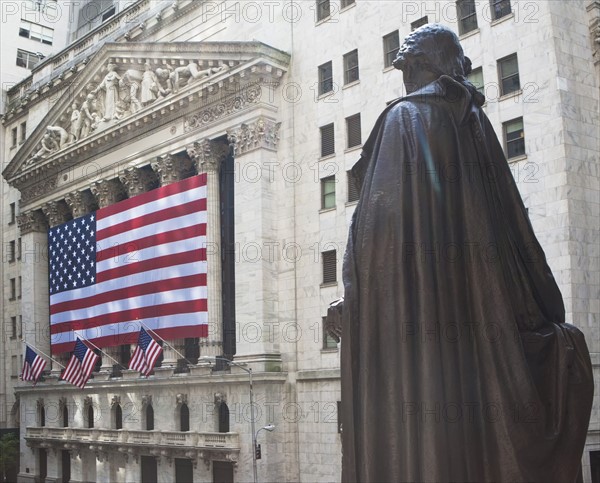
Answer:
[
  {"left": 137, "top": 321, "right": 195, "bottom": 366},
  {"left": 21, "top": 339, "right": 65, "bottom": 369},
  {"left": 72, "top": 331, "right": 125, "bottom": 368}
]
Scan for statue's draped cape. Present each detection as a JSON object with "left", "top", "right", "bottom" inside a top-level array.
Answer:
[{"left": 341, "top": 76, "right": 593, "bottom": 482}]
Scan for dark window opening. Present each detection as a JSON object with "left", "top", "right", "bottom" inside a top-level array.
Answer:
[
  {"left": 316, "top": 0, "right": 331, "bottom": 21},
  {"left": 218, "top": 403, "right": 230, "bottom": 433},
  {"left": 346, "top": 113, "right": 362, "bottom": 148},
  {"left": 62, "top": 405, "right": 68, "bottom": 427},
  {"left": 114, "top": 404, "right": 123, "bottom": 430},
  {"left": 323, "top": 317, "right": 338, "bottom": 349},
  {"left": 498, "top": 54, "right": 520, "bottom": 95},
  {"left": 457, "top": 0, "right": 478, "bottom": 35},
  {"left": 321, "top": 176, "right": 336, "bottom": 210},
  {"left": 145, "top": 405, "right": 154, "bottom": 431},
  {"left": 180, "top": 404, "right": 190, "bottom": 431},
  {"left": 490, "top": 0, "right": 511, "bottom": 20},
  {"left": 411, "top": 16, "right": 429, "bottom": 30},
  {"left": 322, "top": 250, "right": 337, "bottom": 284},
  {"left": 320, "top": 123, "right": 335, "bottom": 157},
  {"left": 383, "top": 31, "right": 400, "bottom": 68},
  {"left": 343, "top": 49, "right": 359, "bottom": 85},
  {"left": 87, "top": 405, "right": 94, "bottom": 428},
  {"left": 504, "top": 118, "right": 525, "bottom": 159},
  {"left": 318, "top": 61, "right": 333, "bottom": 95}
]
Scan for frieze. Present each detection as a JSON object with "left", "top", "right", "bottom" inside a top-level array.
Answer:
[{"left": 20, "top": 176, "right": 58, "bottom": 204}]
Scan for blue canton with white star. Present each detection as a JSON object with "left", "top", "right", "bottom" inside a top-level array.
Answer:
[{"left": 48, "top": 213, "right": 96, "bottom": 295}]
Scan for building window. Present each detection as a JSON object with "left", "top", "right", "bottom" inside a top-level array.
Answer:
[
  {"left": 347, "top": 170, "right": 360, "bottom": 202},
  {"left": 8, "top": 240, "right": 16, "bottom": 262},
  {"left": 590, "top": 451, "right": 600, "bottom": 483},
  {"left": 87, "top": 405, "right": 94, "bottom": 429},
  {"left": 145, "top": 405, "right": 154, "bottom": 431},
  {"left": 17, "top": 238, "right": 22, "bottom": 260},
  {"left": 318, "top": 61, "right": 333, "bottom": 95},
  {"left": 320, "top": 123, "right": 335, "bottom": 157},
  {"left": 321, "top": 176, "right": 336, "bottom": 210},
  {"left": 9, "top": 203, "right": 16, "bottom": 225},
  {"left": 322, "top": 250, "right": 337, "bottom": 284},
  {"left": 322, "top": 317, "right": 337, "bottom": 349},
  {"left": 341, "top": 0, "right": 355, "bottom": 7},
  {"left": 12, "top": 356, "right": 18, "bottom": 378},
  {"left": 19, "top": 19, "right": 53, "bottom": 45},
  {"left": 16, "top": 49, "right": 41, "bottom": 69},
  {"left": 18, "top": 276, "right": 22, "bottom": 299},
  {"left": 102, "top": 6, "right": 116, "bottom": 21},
  {"left": 184, "top": 338, "right": 199, "bottom": 365},
  {"left": 11, "top": 128, "right": 17, "bottom": 148},
  {"left": 316, "top": 0, "right": 330, "bottom": 21},
  {"left": 490, "top": 0, "right": 511, "bottom": 20},
  {"left": 20, "top": 122, "right": 26, "bottom": 143},
  {"left": 411, "top": 16, "right": 429, "bottom": 30},
  {"left": 62, "top": 405, "right": 69, "bottom": 427},
  {"left": 179, "top": 403, "right": 190, "bottom": 432},
  {"left": 10, "top": 278, "right": 16, "bottom": 301},
  {"left": 337, "top": 401, "right": 342, "bottom": 433},
  {"left": 383, "top": 31, "right": 400, "bottom": 68},
  {"left": 498, "top": 54, "right": 520, "bottom": 95},
  {"left": 346, "top": 114, "right": 362, "bottom": 148},
  {"left": 113, "top": 404, "right": 122, "bottom": 430},
  {"left": 39, "top": 404, "right": 45, "bottom": 427},
  {"left": 504, "top": 118, "right": 525, "bottom": 159},
  {"left": 467, "top": 67, "right": 484, "bottom": 95},
  {"left": 457, "top": 0, "right": 478, "bottom": 35},
  {"left": 18, "top": 316, "right": 23, "bottom": 338},
  {"left": 10, "top": 317, "right": 17, "bottom": 340},
  {"left": 343, "top": 49, "right": 359, "bottom": 85},
  {"left": 218, "top": 402, "right": 230, "bottom": 433}
]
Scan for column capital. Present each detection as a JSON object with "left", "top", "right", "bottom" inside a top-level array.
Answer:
[
  {"left": 186, "top": 139, "right": 229, "bottom": 174},
  {"left": 119, "top": 166, "right": 157, "bottom": 197},
  {"left": 41, "top": 200, "right": 71, "bottom": 227},
  {"left": 90, "top": 179, "right": 126, "bottom": 208},
  {"left": 65, "top": 191, "right": 95, "bottom": 218},
  {"left": 17, "top": 210, "right": 48, "bottom": 235},
  {"left": 227, "top": 116, "right": 281, "bottom": 157},
  {"left": 151, "top": 153, "right": 192, "bottom": 186}
]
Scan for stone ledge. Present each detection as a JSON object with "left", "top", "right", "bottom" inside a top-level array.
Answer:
[{"left": 297, "top": 369, "right": 340, "bottom": 381}]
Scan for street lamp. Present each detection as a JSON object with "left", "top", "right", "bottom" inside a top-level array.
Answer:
[
  {"left": 202, "top": 356, "right": 272, "bottom": 483},
  {"left": 254, "top": 424, "right": 275, "bottom": 466}
]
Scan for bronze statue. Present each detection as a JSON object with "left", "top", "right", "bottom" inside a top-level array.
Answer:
[{"left": 331, "top": 24, "right": 593, "bottom": 482}]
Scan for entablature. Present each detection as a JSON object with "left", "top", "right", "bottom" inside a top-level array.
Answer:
[{"left": 3, "top": 41, "right": 290, "bottom": 209}]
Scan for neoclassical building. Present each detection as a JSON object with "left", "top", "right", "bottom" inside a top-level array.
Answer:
[{"left": 1, "top": 1, "right": 598, "bottom": 482}]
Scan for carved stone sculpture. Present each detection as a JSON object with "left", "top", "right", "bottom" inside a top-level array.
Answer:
[
  {"left": 80, "top": 92, "right": 99, "bottom": 138},
  {"left": 69, "top": 102, "right": 83, "bottom": 143},
  {"left": 333, "top": 24, "right": 594, "bottom": 483},
  {"left": 93, "top": 62, "right": 122, "bottom": 121},
  {"left": 170, "top": 61, "right": 226, "bottom": 93}
]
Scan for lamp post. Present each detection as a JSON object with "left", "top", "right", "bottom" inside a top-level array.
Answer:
[{"left": 203, "top": 356, "right": 268, "bottom": 483}]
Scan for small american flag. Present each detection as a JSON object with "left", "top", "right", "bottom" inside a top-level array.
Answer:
[
  {"left": 21, "top": 346, "right": 47, "bottom": 384},
  {"left": 61, "top": 338, "right": 99, "bottom": 388},
  {"left": 49, "top": 174, "right": 208, "bottom": 354},
  {"left": 129, "top": 327, "right": 163, "bottom": 376}
]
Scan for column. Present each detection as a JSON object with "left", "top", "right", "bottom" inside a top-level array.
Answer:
[
  {"left": 186, "top": 140, "right": 229, "bottom": 358},
  {"left": 124, "top": 454, "right": 141, "bottom": 483},
  {"left": 17, "top": 210, "right": 50, "bottom": 370},
  {"left": 150, "top": 154, "right": 192, "bottom": 366},
  {"left": 40, "top": 202, "right": 71, "bottom": 375},
  {"left": 45, "top": 448, "right": 60, "bottom": 482},
  {"left": 90, "top": 179, "right": 127, "bottom": 371},
  {"left": 226, "top": 116, "right": 282, "bottom": 370}
]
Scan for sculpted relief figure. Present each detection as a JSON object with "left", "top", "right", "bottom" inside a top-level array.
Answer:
[
  {"left": 93, "top": 62, "right": 121, "bottom": 121},
  {"left": 154, "top": 64, "right": 174, "bottom": 96},
  {"left": 80, "top": 93, "right": 98, "bottom": 138},
  {"left": 69, "top": 102, "right": 82, "bottom": 143},
  {"left": 170, "top": 61, "right": 226, "bottom": 93},
  {"left": 120, "top": 69, "right": 143, "bottom": 114},
  {"left": 331, "top": 24, "right": 593, "bottom": 483}
]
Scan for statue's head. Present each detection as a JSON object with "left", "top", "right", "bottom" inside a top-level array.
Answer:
[
  {"left": 393, "top": 24, "right": 471, "bottom": 93},
  {"left": 107, "top": 63, "right": 117, "bottom": 71}
]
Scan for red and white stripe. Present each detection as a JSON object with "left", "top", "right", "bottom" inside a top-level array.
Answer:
[
  {"left": 50, "top": 175, "right": 209, "bottom": 353},
  {"left": 21, "top": 356, "right": 46, "bottom": 382},
  {"left": 129, "top": 339, "right": 163, "bottom": 376},
  {"left": 61, "top": 349, "right": 99, "bottom": 388}
]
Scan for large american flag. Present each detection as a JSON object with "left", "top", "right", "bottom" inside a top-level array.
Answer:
[
  {"left": 129, "top": 327, "right": 163, "bottom": 376},
  {"left": 61, "top": 338, "right": 99, "bottom": 388},
  {"left": 49, "top": 174, "right": 209, "bottom": 354},
  {"left": 21, "top": 346, "right": 47, "bottom": 383}
]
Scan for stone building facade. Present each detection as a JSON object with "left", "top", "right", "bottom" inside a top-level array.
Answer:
[{"left": 1, "top": 1, "right": 598, "bottom": 482}]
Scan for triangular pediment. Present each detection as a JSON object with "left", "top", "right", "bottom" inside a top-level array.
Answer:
[{"left": 4, "top": 41, "right": 290, "bottom": 189}]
